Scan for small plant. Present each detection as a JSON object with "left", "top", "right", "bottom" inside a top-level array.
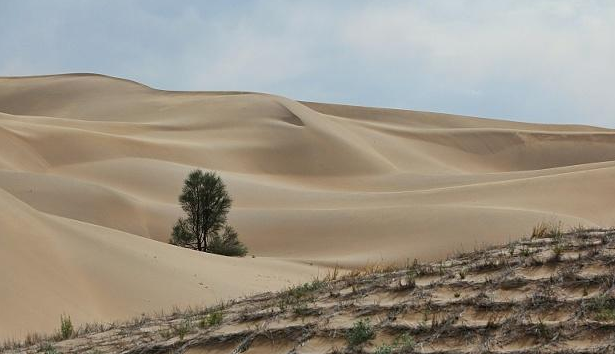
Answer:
[
  {"left": 393, "top": 333, "right": 416, "bottom": 350},
  {"left": 374, "top": 344, "right": 393, "bottom": 354},
  {"left": 458, "top": 269, "right": 467, "bottom": 280},
  {"left": 534, "top": 319, "right": 551, "bottom": 340},
  {"left": 160, "top": 329, "right": 173, "bottom": 339},
  {"left": 588, "top": 295, "right": 615, "bottom": 322},
  {"left": 532, "top": 222, "right": 562, "bottom": 239},
  {"left": 278, "top": 279, "right": 325, "bottom": 311},
  {"left": 199, "top": 311, "right": 223, "bottom": 328},
  {"left": 454, "top": 292, "right": 461, "bottom": 298},
  {"left": 39, "top": 343, "right": 59, "bottom": 354},
  {"left": 292, "top": 302, "right": 312, "bottom": 317},
  {"left": 548, "top": 243, "right": 564, "bottom": 263},
  {"left": 174, "top": 319, "right": 191, "bottom": 340},
  {"left": 397, "top": 271, "right": 416, "bottom": 290},
  {"left": 59, "top": 314, "right": 73, "bottom": 340},
  {"left": 346, "top": 319, "right": 375, "bottom": 347},
  {"left": 287, "top": 280, "right": 325, "bottom": 299}
]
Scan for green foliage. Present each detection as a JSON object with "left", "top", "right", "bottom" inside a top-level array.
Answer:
[
  {"left": 59, "top": 315, "right": 73, "bottom": 340},
  {"left": 374, "top": 333, "right": 416, "bottom": 354},
  {"left": 39, "top": 343, "right": 59, "bottom": 354},
  {"left": 550, "top": 243, "right": 564, "bottom": 262},
  {"left": 199, "top": 311, "right": 223, "bottom": 328},
  {"left": 346, "top": 319, "right": 375, "bottom": 347},
  {"left": 588, "top": 295, "right": 615, "bottom": 321},
  {"left": 208, "top": 226, "right": 248, "bottom": 256},
  {"left": 170, "top": 170, "right": 247, "bottom": 256},
  {"left": 278, "top": 280, "right": 325, "bottom": 312},
  {"left": 374, "top": 344, "right": 393, "bottom": 354},
  {"left": 292, "top": 302, "right": 312, "bottom": 317},
  {"left": 393, "top": 333, "right": 416, "bottom": 350},
  {"left": 287, "top": 280, "right": 325, "bottom": 299},
  {"left": 174, "top": 319, "right": 191, "bottom": 340}
]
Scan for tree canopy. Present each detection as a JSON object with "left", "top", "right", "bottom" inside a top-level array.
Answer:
[{"left": 170, "top": 170, "right": 247, "bottom": 256}]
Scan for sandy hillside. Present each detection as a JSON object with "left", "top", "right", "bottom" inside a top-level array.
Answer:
[
  {"left": 6, "top": 228, "right": 615, "bottom": 353},
  {"left": 0, "top": 74, "right": 614, "bottom": 339}
]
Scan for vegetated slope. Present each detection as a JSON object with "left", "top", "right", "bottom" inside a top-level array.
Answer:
[
  {"left": 6, "top": 228, "right": 615, "bottom": 353},
  {"left": 1, "top": 74, "right": 615, "bottom": 339}
]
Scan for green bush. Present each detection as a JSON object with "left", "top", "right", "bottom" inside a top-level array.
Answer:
[
  {"left": 588, "top": 295, "right": 615, "bottom": 321},
  {"left": 346, "top": 319, "right": 375, "bottom": 347},
  {"left": 208, "top": 226, "right": 248, "bottom": 257},
  {"left": 374, "top": 344, "right": 393, "bottom": 354},
  {"left": 59, "top": 315, "right": 73, "bottom": 340},
  {"left": 39, "top": 343, "right": 59, "bottom": 354},
  {"left": 394, "top": 333, "right": 416, "bottom": 350},
  {"left": 199, "top": 311, "right": 223, "bottom": 328}
]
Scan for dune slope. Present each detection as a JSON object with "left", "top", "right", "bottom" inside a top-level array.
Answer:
[{"left": 0, "top": 74, "right": 614, "bottom": 339}]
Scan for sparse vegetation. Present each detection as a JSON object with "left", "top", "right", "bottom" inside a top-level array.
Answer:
[
  {"left": 396, "top": 271, "right": 416, "bottom": 291},
  {"left": 170, "top": 169, "right": 247, "bottom": 256},
  {"left": 6, "top": 227, "right": 615, "bottom": 354},
  {"left": 174, "top": 319, "right": 191, "bottom": 340},
  {"left": 292, "top": 302, "right": 312, "bottom": 317},
  {"left": 374, "top": 343, "right": 393, "bottom": 354},
  {"left": 346, "top": 319, "right": 375, "bottom": 347},
  {"left": 374, "top": 332, "right": 416, "bottom": 353},
  {"left": 587, "top": 295, "right": 615, "bottom": 322},
  {"left": 199, "top": 311, "right": 223, "bottom": 328},
  {"left": 40, "top": 343, "right": 59, "bottom": 354},
  {"left": 532, "top": 221, "right": 562, "bottom": 239},
  {"left": 59, "top": 315, "right": 73, "bottom": 340},
  {"left": 548, "top": 243, "right": 565, "bottom": 263}
]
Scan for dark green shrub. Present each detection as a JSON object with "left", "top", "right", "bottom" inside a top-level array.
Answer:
[
  {"left": 346, "top": 319, "right": 375, "bottom": 347},
  {"left": 208, "top": 226, "right": 247, "bottom": 257}
]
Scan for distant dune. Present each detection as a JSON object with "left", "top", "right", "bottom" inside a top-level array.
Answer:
[{"left": 0, "top": 74, "right": 614, "bottom": 339}]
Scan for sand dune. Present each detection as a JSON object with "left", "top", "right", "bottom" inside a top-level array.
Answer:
[{"left": 1, "top": 74, "right": 614, "bottom": 339}]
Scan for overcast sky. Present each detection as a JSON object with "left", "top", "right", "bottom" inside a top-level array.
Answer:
[{"left": 1, "top": 0, "right": 614, "bottom": 127}]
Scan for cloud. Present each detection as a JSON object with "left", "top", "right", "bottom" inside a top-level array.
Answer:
[{"left": 0, "top": 0, "right": 613, "bottom": 127}]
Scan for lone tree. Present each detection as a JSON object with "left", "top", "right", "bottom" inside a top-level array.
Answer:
[{"left": 170, "top": 170, "right": 247, "bottom": 256}]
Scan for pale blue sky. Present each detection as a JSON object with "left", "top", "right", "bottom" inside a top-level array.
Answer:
[{"left": 1, "top": 0, "right": 614, "bottom": 127}]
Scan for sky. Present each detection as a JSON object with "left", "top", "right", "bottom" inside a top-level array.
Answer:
[{"left": 0, "top": 0, "right": 614, "bottom": 128}]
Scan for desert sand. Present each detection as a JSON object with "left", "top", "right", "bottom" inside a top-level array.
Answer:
[{"left": 0, "top": 73, "right": 614, "bottom": 339}]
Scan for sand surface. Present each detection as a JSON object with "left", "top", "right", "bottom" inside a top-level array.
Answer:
[{"left": 1, "top": 74, "right": 614, "bottom": 339}]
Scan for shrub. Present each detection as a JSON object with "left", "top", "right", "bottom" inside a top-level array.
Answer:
[
  {"left": 39, "top": 343, "right": 59, "bottom": 354},
  {"left": 292, "top": 303, "right": 312, "bottom": 317},
  {"left": 394, "top": 333, "right": 416, "bottom": 350},
  {"left": 208, "top": 226, "right": 248, "bottom": 257},
  {"left": 346, "top": 319, "right": 375, "bottom": 347},
  {"left": 199, "top": 311, "right": 223, "bottom": 328},
  {"left": 532, "top": 222, "right": 562, "bottom": 239},
  {"left": 374, "top": 344, "right": 393, "bottom": 354},
  {"left": 59, "top": 315, "right": 73, "bottom": 340},
  {"left": 588, "top": 295, "right": 615, "bottom": 321}
]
